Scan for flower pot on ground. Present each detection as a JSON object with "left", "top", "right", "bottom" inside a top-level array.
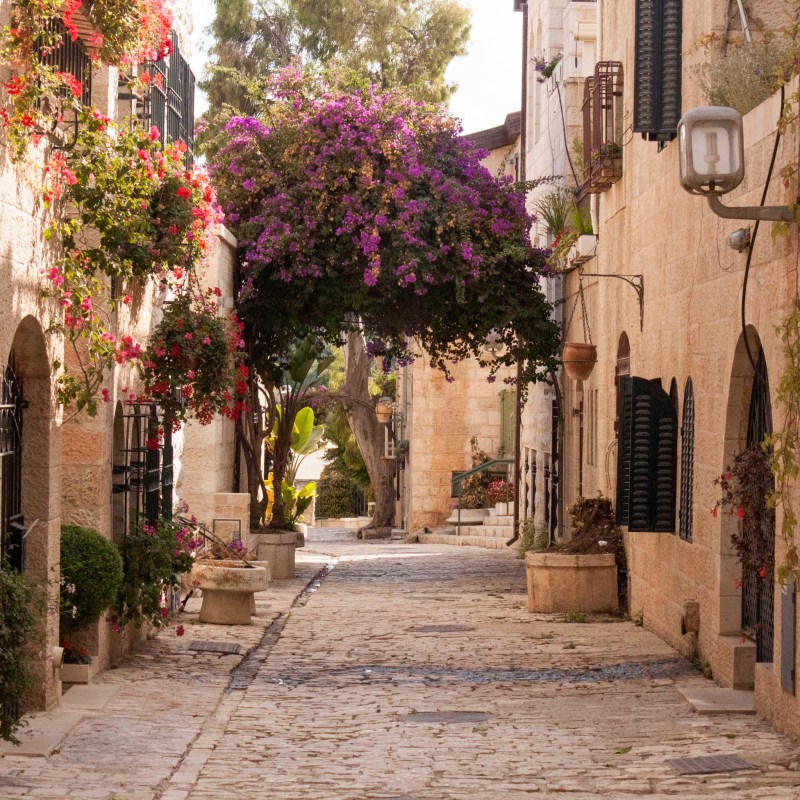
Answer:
[
  {"left": 59, "top": 662, "right": 97, "bottom": 684},
  {"left": 562, "top": 343, "right": 597, "bottom": 381},
  {"left": 525, "top": 495, "right": 626, "bottom": 613},
  {"left": 525, "top": 552, "right": 618, "bottom": 613},
  {"left": 190, "top": 562, "right": 269, "bottom": 625},
  {"left": 249, "top": 530, "right": 297, "bottom": 579}
]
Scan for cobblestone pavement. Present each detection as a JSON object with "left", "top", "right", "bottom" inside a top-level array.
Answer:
[{"left": 2, "top": 537, "right": 800, "bottom": 799}]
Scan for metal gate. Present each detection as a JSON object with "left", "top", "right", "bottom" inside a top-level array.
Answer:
[
  {"left": 743, "top": 349, "right": 775, "bottom": 663},
  {"left": 112, "top": 404, "right": 173, "bottom": 538},
  {"left": 0, "top": 361, "right": 25, "bottom": 570}
]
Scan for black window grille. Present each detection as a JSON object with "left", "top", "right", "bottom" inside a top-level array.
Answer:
[
  {"left": 40, "top": 19, "right": 93, "bottom": 107},
  {"left": 146, "top": 31, "right": 195, "bottom": 166},
  {"left": 633, "top": 0, "right": 683, "bottom": 142},
  {"left": 112, "top": 403, "right": 173, "bottom": 538},
  {"left": 616, "top": 376, "right": 678, "bottom": 532},
  {"left": 679, "top": 377, "right": 695, "bottom": 541},
  {"left": 743, "top": 349, "right": 775, "bottom": 663},
  {"left": 0, "top": 361, "right": 25, "bottom": 571}
]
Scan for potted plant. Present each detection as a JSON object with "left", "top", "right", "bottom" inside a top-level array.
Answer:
[
  {"left": 486, "top": 478, "right": 516, "bottom": 515},
  {"left": 59, "top": 524, "right": 124, "bottom": 683},
  {"left": 525, "top": 495, "right": 624, "bottom": 613}
]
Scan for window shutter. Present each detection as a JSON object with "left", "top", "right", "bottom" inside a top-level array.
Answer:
[
  {"left": 500, "top": 389, "right": 516, "bottom": 456},
  {"left": 615, "top": 377, "right": 633, "bottom": 525},
  {"left": 618, "top": 377, "right": 678, "bottom": 532},
  {"left": 633, "top": 0, "right": 683, "bottom": 142}
]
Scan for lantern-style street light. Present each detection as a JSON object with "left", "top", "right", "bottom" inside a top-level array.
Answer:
[{"left": 677, "top": 106, "right": 793, "bottom": 222}]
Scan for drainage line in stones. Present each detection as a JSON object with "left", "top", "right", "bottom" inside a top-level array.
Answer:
[{"left": 227, "top": 558, "right": 338, "bottom": 691}]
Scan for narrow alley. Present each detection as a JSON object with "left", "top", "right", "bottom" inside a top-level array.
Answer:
[{"left": 2, "top": 534, "right": 799, "bottom": 799}]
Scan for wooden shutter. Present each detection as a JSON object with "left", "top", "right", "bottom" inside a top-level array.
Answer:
[
  {"left": 633, "top": 0, "right": 683, "bottom": 142},
  {"left": 617, "top": 376, "right": 678, "bottom": 532},
  {"left": 500, "top": 390, "right": 516, "bottom": 456},
  {"left": 615, "top": 377, "right": 633, "bottom": 525}
]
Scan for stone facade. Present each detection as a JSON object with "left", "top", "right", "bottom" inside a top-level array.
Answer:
[
  {"left": 0, "top": 2, "right": 239, "bottom": 714},
  {"left": 401, "top": 116, "right": 522, "bottom": 533},
  {"left": 519, "top": 0, "right": 800, "bottom": 738}
]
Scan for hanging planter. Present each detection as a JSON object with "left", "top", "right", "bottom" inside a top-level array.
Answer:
[
  {"left": 562, "top": 343, "right": 598, "bottom": 380},
  {"left": 562, "top": 274, "right": 597, "bottom": 380}
]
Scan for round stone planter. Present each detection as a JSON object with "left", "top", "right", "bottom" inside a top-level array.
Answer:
[
  {"left": 249, "top": 530, "right": 297, "bottom": 579},
  {"left": 524, "top": 551, "right": 618, "bottom": 613},
  {"left": 191, "top": 562, "right": 269, "bottom": 625}
]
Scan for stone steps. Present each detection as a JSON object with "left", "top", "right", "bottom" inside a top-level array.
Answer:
[{"left": 418, "top": 530, "right": 519, "bottom": 551}]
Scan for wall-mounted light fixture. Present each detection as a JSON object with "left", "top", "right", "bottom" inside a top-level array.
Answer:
[{"left": 678, "top": 106, "right": 794, "bottom": 222}]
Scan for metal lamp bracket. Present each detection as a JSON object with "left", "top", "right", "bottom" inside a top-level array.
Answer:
[
  {"left": 579, "top": 271, "right": 645, "bottom": 331},
  {"left": 707, "top": 194, "right": 795, "bottom": 223}
]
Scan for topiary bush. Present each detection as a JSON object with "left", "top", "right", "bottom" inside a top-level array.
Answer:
[{"left": 60, "top": 525, "right": 124, "bottom": 635}]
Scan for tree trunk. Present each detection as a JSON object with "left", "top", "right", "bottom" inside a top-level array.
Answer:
[
  {"left": 342, "top": 332, "right": 396, "bottom": 533},
  {"left": 238, "top": 377, "right": 267, "bottom": 529}
]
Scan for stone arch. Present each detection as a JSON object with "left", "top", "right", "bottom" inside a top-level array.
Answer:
[
  {"left": 8, "top": 315, "right": 59, "bottom": 710},
  {"left": 718, "top": 326, "right": 775, "bottom": 664}
]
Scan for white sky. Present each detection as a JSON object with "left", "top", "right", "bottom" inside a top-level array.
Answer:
[{"left": 188, "top": 0, "right": 522, "bottom": 135}]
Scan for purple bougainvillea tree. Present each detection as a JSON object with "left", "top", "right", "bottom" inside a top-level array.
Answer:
[{"left": 211, "top": 67, "right": 559, "bottom": 531}]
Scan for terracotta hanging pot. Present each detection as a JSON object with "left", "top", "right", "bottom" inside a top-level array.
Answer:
[{"left": 562, "top": 342, "right": 597, "bottom": 381}]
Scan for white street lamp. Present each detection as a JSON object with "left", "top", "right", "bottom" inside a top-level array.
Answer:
[{"left": 677, "top": 106, "right": 793, "bottom": 222}]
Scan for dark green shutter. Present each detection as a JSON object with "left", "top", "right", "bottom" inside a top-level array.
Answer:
[
  {"left": 633, "top": 0, "right": 683, "bottom": 142},
  {"left": 500, "top": 390, "right": 515, "bottom": 456},
  {"left": 615, "top": 377, "right": 633, "bottom": 525},
  {"left": 617, "top": 377, "right": 678, "bottom": 532}
]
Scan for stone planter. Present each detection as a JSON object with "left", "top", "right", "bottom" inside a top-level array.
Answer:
[
  {"left": 569, "top": 234, "right": 597, "bottom": 266},
  {"left": 191, "top": 562, "right": 269, "bottom": 625},
  {"left": 525, "top": 551, "right": 618, "bottom": 613},
  {"left": 249, "top": 530, "right": 297, "bottom": 579},
  {"left": 60, "top": 662, "right": 93, "bottom": 684},
  {"left": 294, "top": 522, "right": 307, "bottom": 549}
]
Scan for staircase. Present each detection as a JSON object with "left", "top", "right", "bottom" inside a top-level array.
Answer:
[{"left": 418, "top": 510, "right": 518, "bottom": 552}]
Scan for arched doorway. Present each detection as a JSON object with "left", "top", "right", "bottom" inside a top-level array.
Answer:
[
  {"left": 7, "top": 316, "right": 58, "bottom": 709},
  {"left": 722, "top": 326, "right": 775, "bottom": 663}
]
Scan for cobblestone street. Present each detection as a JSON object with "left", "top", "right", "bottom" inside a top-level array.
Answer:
[{"left": 2, "top": 534, "right": 800, "bottom": 799}]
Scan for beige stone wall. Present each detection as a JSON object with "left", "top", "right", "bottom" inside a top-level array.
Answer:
[
  {"left": 406, "top": 355, "right": 516, "bottom": 532},
  {"left": 179, "top": 227, "right": 238, "bottom": 526},
  {"left": 549, "top": 0, "right": 800, "bottom": 737}
]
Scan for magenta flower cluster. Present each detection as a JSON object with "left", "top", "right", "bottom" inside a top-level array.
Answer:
[{"left": 211, "top": 69, "right": 558, "bottom": 384}]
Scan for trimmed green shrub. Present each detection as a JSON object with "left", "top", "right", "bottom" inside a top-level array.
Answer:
[
  {"left": 60, "top": 525, "right": 123, "bottom": 634},
  {"left": 0, "top": 564, "right": 42, "bottom": 743},
  {"left": 316, "top": 472, "right": 366, "bottom": 519}
]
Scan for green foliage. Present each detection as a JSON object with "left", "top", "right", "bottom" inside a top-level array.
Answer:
[
  {"left": 694, "top": 41, "right": 788, "bottom": 116},
  {"left": 289, "top": 0, "right": 471, "bottom": 103},
  {"left": 517, "top": 519, "right": 550, "bottom": 558},
  {"left": 458, "top": 438, "right": 494, "bottom": 509},
  {"left": 59, "top": 525, "right": 123, "bottom": 635},
  {"left": 563, "top": 611, "right": 587, "bottom": 623},
  {"left": 534, "top": 187, "right": 573, "bottom": 238},
  {"left": 0, "top": 564, "right": 42, "bottom": 744},
  {"left": 715, "top": 446, "right": 775, "bottom": 584},
  {"left": 321, "top": 404, "right": 372, "bottom": 490},
  {"left": 281, "top": 480, "right": 317, "bottom": 526},
  {"left": 316, "top": 467, "right": 367, "bottom": 518},
  {"left": 112, "top": 518, "right": 194, "bottom": 631}
]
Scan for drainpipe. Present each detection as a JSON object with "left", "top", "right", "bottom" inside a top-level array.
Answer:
[{"left": 510, "top": 0, "right": 528, "bottom": 545}]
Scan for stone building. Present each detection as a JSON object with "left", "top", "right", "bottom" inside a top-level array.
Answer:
[
  {"left": 519, "top": 0, "right": 800, "bottom": 737},
  {"left": 0, "top": 2, "right": 239, "bottom": 713},
  {"left": 401, "top": 113, "right": 521, "bottom": 534}
]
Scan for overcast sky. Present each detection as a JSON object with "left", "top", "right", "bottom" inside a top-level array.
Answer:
[{"left": 188, "top": 0, "right": 522, "bottom": 135}]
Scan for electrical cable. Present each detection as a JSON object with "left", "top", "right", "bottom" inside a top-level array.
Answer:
[{"left": 740, "top": 85, "right": 785, "bottom": 376}]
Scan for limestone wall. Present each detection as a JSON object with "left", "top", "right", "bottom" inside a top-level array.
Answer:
[{"left": 555, "top": 0, "right": 800, "bottom": 737}]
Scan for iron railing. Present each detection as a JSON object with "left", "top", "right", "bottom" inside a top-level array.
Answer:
[
  {"left": 0, "top": 361, "right": 24, "bottom": 571},
  {"left": 451, "top": 458, "right": 513, "bottom": 528},
  {"left": 315, "top": 479, "right": 369, "bottom": 519}
]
